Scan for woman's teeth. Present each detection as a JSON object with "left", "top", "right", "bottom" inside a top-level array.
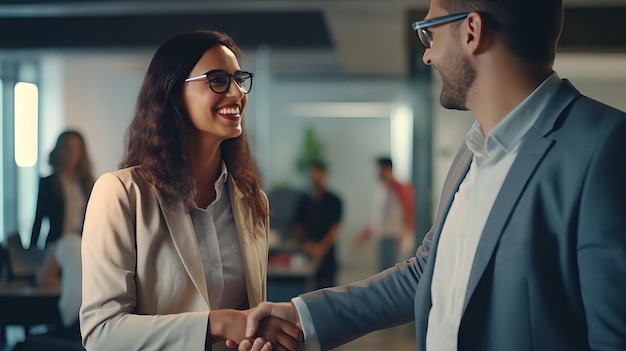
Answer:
[{"left": 217, "top": 106, "right": 240, "bottom": 115}]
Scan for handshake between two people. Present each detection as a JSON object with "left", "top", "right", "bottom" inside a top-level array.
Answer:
[{"left": 219, "top": 302, "right": 303, "bottom": 351}]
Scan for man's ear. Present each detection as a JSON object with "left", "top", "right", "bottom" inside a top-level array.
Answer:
[{"left": 463, "top": 11, "right": 490, "bottom": 55}]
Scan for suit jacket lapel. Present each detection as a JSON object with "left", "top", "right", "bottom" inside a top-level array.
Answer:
[
  {"left": 462, "top": 79, "right": 581, "bottom": 312},
  {"left": 154, "top": 191, "right": 209, "bottom": 307},
  {"left": 429, "top": 147, "right": 473, "bottom": 260},
  {"left": 228, "top": 177, "right": 265, "bottom": 307},
  {"left": 415, "top": 145, "right": 472, "bottom": 348}
]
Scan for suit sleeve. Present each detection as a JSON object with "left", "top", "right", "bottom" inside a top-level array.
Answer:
[
  {"left": 577, "top": 116, "right": 626, "bottom": 349},
  {"left": 80, "top": 173, "right": 209, "bottom": 351},
  {"left": 299, "top": 226, "right": 434, "bottom": 350}
]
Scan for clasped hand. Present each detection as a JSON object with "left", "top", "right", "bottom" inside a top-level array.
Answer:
[{"left": 224, "top": 302, "right": 303, "bottom": 351}]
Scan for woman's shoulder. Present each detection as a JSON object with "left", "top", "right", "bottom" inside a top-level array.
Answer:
[
  {"left": 93, "top": 166, "right": 154, "bottom": 198},
  {"left": 96, "top": 166, "right": 146, "bottom": 185},
  {"left": 227, "top": 176, "right": 269, "bottom": 203}
]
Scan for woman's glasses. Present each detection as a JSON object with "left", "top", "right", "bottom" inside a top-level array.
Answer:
[{"left": 185, "top": 69, "right": 254, "bottom": 94}]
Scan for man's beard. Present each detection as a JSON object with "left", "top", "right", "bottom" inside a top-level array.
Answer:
[{"left": 439, "top": 44, "right": 476, "bottom": 111}]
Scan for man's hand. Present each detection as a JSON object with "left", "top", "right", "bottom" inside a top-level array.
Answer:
[
  {"left": 237, "top": 316, "right": 303, "bottom": 351},
  {"left": 226, "top": 302, "right": 303, "bottom": 351},
  {"left": 245, "top": 302, "right": 301, "bottom": 338}
]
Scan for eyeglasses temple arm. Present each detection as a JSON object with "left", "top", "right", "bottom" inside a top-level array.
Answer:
[
  {"left": 411, "top": 12, "right": 469, "bottom": 30},
  {"left": 184, "top": 74, "right": 206, "bottom": 82}
]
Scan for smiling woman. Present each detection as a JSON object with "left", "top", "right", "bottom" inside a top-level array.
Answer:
[{"left": 79, "top": 30, "right": 302, "bottom": 351}]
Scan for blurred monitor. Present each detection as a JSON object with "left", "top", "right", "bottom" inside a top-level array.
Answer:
[
  {"left": 267, "top": 188, "right": 306, "bottom": 243},
  {"left": 3, "top": 232, "right": 47, "bottom": 281}
]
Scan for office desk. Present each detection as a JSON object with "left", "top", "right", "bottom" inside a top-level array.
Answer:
[
  {"left": 267, "top": 251, "right": 321, "bottom": 302},
  {"left": 0, "top": 281, "right": 60, "bottom": 347}
]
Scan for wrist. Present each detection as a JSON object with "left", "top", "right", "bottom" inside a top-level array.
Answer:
[
  {"left": 208, "top": 310, "right": 226, "bottom": 341},
  {"left": 208, "top": 309, "right": 248, "bottom": 345}
]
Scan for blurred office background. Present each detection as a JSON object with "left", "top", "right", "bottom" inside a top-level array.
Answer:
[{"left": 0, "top": 0, "right": 625, "bottom": 350}]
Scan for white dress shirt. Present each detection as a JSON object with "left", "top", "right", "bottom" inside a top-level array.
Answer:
[
  {"left": 189, "top": 161, "right": 247, "bottom": 351},
  {"left": 60, "top": 177, "right": 86, "bottom": 236},
  {"left": 369, "top": 184, "right": 405, "bottom": 238},
  {"left": 293, "top": 73, "right": 562, "bottom": 350}
]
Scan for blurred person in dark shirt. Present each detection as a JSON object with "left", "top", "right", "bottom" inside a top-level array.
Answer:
[{"left": 293, "top": 161, "right": 343, "bottom": 289}]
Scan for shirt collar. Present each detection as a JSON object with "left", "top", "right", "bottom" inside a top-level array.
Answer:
[
  {"left": 466, "top": 72, "right": 561, "bottom": 158},
  {"left": 217, "top": 160, "right": 229, "bottom": 185},
  {"left": 209, "top": 160, "right": 229, "bottom": 210},
  {"left": 191, "top": 160, "right": 229, "bottom": 210}
]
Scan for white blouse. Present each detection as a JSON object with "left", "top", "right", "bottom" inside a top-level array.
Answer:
[
  {"left": 189, "top": 162, "right": 247, "bottom": 313},
  {"left": 59, "top": 176, "right": 86, "bottom": 236}
]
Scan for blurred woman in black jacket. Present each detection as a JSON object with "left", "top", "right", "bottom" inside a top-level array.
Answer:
[{"left": 30, "top": 130, "right": 94, "bottom": 249}]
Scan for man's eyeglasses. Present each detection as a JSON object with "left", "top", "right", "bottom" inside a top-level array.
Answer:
[
  {"left": 411, "top": 12, "right": 470, "bottom": 49},
  {"left": 185, "top": 69, "right": 254, "bottom": 94}
]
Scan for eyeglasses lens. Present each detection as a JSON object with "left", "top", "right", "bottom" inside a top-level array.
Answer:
[
  {"left": 234, "top": 73, "right": 252, "bottom": 93},
  {"left": 207, "top": 71, "right": 252, "bottom": 94},
  {"left": 418, "top": 29, "right": 432, "bottom": 49}
]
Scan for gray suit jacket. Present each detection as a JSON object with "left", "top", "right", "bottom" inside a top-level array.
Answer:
[{"left": 300, "top": 80, "right": 626, "bottom": 351}]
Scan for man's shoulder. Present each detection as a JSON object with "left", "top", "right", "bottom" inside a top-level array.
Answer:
[
  {"left": 389, "top": 181, "right": 413, "bottom": 198},
  {"left": 573, "top": 94, "right": 625, "bottom": 119},
  {"left": 552, "top": 92, "right": 625, "bottom": 140}
]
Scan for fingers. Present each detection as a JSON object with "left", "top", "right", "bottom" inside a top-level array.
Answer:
[
  {"left": 245, "top": 303, "right": 271, "bottom": 337},
  {"left": 256, "top": 317, "right": 303, "bottom": 351},
  {"left": 239, "top": 337, "right": 272, "bottom": 351},
  {"left": 279, "top": 318, "right": 304, "bottom": 343},
  {"left": 256, "top": 338, "right": 272, "bottom": 351},
  {"left": 238, "top": 339, "right": 252, "bottom": 351}
]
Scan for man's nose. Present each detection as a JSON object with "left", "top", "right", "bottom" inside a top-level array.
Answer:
[{"left": 422, "top": 48, "right": 432, "bottom": 66}]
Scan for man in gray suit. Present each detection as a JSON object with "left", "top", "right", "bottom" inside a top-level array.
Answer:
[{"left": 236, "top": 0, "right": 626, "bottom": 350}]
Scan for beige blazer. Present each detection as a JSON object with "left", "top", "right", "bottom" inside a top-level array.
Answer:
[{"left": 80, "top": 167, "right": 268, "bottom": 351}]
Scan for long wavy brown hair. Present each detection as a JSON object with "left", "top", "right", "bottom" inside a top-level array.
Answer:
[
  {"left": 121, "top": 30, "right": 268, "bottom": 222},
  {"left": 49, "top": 130, "right": 94, "bottom": 195}
]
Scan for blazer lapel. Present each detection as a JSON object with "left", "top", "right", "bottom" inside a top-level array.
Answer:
[
  {"left": 228, "top": 177, "right": 265, "bottom": 307},
  {"left": 462, "top": 79, "right": 581, "bottom": 312},
  {"left": 428, "top": 146, "right": 473, "bottom": 262},
  {"left": 415, "top": 145, "right": 472, "bottom": 347},
  {"left": 154, "top": 191, "right": 209, "bottom": 306}
]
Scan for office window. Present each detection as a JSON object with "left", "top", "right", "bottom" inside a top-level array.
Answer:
[
  {"left": 14, "top": 82, "right": 38, "bottom": 168},
  {"left": 14, "top": 82, "right": 39, "bottom": 247}
]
